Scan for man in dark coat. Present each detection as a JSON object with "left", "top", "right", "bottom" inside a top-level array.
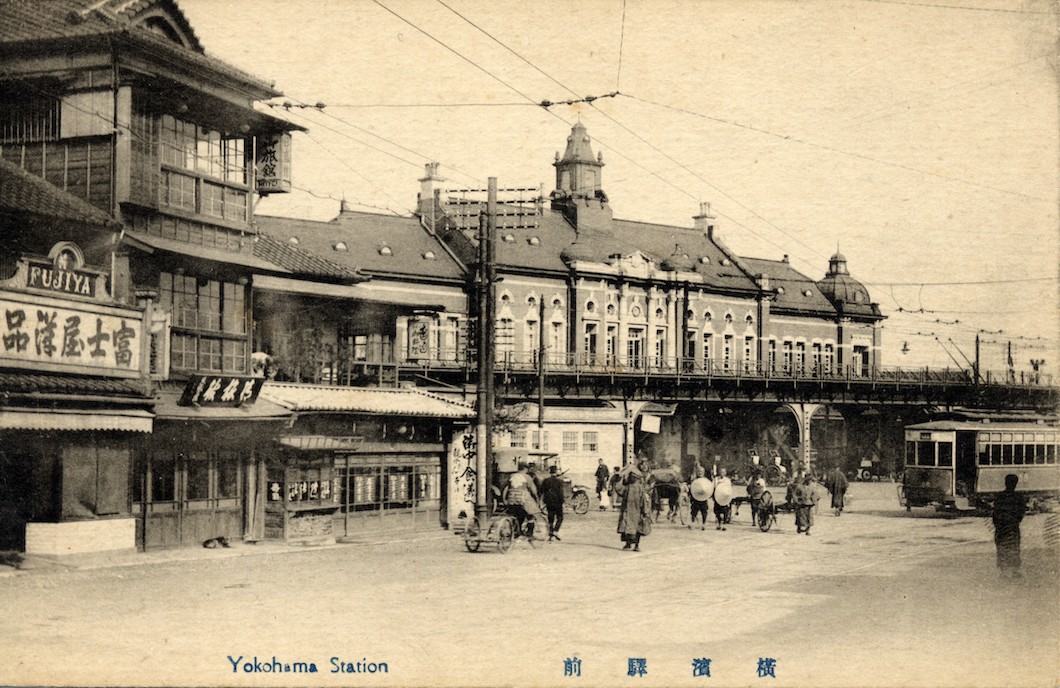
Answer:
[
  {"left": 595, "top": 459, "right": 611, "bottom": 510},
  {"left": 992, "top": 473, "right": 1028, "bottom": 577},
  {"left": 825, "top": 466, "right": 849, "bottom": 516},
  {"left": 540, "top": 466, "right": 566, "bottom": 541},
  {"left": 616, "top": 471, "right": 652, "bottom": 551}
]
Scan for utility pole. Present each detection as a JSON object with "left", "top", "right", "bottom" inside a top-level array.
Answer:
[
  {"left": 974, "top": 332, "right": 981, "bottom": 385},
  {"left": 538, "top": 296, "right": 546, "bottom": 430},
  {"left": 474, "top": 178, "right": 497, "bottom": 521}
]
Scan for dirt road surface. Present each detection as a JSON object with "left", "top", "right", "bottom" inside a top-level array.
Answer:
[{"left": 1, "top": 482, "right": 1056, "bottom": 687}]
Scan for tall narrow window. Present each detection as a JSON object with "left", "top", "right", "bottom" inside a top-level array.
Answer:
[
  {"left": 627, "top": 327, "right": 644, "bottom": 369},
  {"left": 584, "top": 323, "right": 599, "bottom": 366}
]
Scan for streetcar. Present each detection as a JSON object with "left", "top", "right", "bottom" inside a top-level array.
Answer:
[{"left": 900, "top": 420, "right": 1060, "bottom": 512}]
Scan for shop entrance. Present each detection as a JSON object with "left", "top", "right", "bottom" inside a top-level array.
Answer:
[
  {"left": 135, "top": 450, "right": 244, "bottom": 549},
  {"left": 334, "top": 452, "right": 443, "bottom": 536}
]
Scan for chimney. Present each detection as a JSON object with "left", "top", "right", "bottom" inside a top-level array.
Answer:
[
  {"left": 694, "top": 202, "right": 716, "bottom": 239},
  {"left": 782, "top": 254, "right": 789, "bottom": 264},
  {"left": 417, "top": 162, "right": 445, "bottom": 217},
  {"left": 756, "top": 273, "right": 770, "bottom": 291}
]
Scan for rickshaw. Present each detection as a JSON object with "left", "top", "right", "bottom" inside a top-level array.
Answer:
[{"left": 463, "top": 450, "right": 591, "bottom": 553}]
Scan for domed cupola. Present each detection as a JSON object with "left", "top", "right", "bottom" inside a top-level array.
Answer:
[{"left": 817, "top": 251, "right": 873, "bottom": 309}]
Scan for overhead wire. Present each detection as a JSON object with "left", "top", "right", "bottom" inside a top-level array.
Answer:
[{"left": 619, "top": 93, "right": 1049, "bottom": 203}]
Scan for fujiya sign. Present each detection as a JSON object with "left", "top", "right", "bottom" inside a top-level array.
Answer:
[
  {"left": 0, "top": 242, "right": 142, "bottom": 377},
  {"left": 24, "top": 242, "right": 105, "bottom": 299}
]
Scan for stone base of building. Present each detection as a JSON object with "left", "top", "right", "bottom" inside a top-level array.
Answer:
[{"left": 25, "top": 518, "right": 137, "bottom": 556}]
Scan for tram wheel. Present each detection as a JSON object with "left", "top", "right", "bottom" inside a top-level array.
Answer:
[
  {"left": 571, "top": 491, "right": 590, "bottom": 515},
  {"left": 463, "top": 516, "right": 482, "bottom": 552}
]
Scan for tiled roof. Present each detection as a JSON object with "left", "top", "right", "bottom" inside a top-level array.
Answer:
[
  {"left": 260, "top": 382, "right": 475, "bottom": 419},
  {"left": 255, "top": 211, "right": 466, "bottom": 282},
  {"left": 740, "top": 256, "right": 837, "bottom": 315},
  {"left": 251, "top": 231, "right": 362, "bottom": 281},
  {"left": 0, "top": 0, "right": 280, "bottom": 98},
  {"left": 0, "top": 157, "right": 120, "bottom": 227},
  {"left": 0, "top": 371, "right": 149, "bottom": 397},
  {"left": 0, "top": 0, "right": 198, "bottom": 48}
]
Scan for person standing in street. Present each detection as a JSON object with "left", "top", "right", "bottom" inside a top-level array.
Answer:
[
  {"left": 825, "top": 465, "right": 849, "bottom": 516},
  {"left": 608, "top": 466, "right": 623, "bottom": 510},
  {"left": 992, "top": 473, "right": 1028, "bottom": 578},
  {"left": 615, "top": 470, "right": 652, "bottom": 551},
  {"left": 794, "top": 474, "right": 818, "bottom": 535},
  {"left": 540, "top": 465, "right": 566, "bottom": 541},
  {"left": 712, "top": 467, "right": 733, "bottom": 531},
  {"left": 595, "top": 459, "right": 611, "bottom": 510}
]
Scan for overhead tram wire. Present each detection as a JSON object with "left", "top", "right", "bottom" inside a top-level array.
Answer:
[
  {"left": 430, "top": 0, "right": 831, "bottom": 271},
  {"left": 268, "top": 97, "right": 485, "bottom": 188},
  {"left": 619, "top": 93, "right": 1049, "bottom": 203},
  {"left": 293, "top": 128, "right": 415, "bottom": 216},
  {"left": 616, "top": 0, "right": 628, "bottom": 91}
]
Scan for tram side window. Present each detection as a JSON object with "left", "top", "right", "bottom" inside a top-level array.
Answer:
[
  {"left": 1048, "top": 445, "right": 1056, "bottom": 464},
  {"left": 937, "top": 442, "right": 953, "bottom": 467},
  {"left": 1035, "top": 445, "right": 1046, "bottom": 464},
  {"left": 917, "top": 441, "right": 935, "bottom": 466},
  {"left": 990, "top": 444, "right": 1002, "bottom": 465},
  {"left": 1002, "top": 444, "right": 1013, "bottom": 465}
]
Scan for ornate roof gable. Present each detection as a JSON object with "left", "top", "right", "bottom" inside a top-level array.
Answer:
[{"left": 70, "top": 0, "right": 202, "bottom": 52}]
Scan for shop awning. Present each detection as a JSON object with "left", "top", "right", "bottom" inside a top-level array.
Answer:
[
  {"left": 260, "top": 382, "right": 475, "bottom": 419},
  {"left": 152, "top": 389, "right": 293, "bottom": 421},
  {"left": 0, "top": 408, "right": 153, "bottom": 432}
]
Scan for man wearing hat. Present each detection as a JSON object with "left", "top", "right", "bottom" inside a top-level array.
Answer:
[{"left": 540, "top": 465, "right": 567, "bottom": 541}]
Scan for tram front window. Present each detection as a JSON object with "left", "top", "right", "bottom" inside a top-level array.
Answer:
[{"left": 917, "top": 441, "right": 935, "bottom": 466}]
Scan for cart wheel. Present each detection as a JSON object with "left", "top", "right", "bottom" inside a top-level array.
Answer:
[
  {"left": 758, "top": 508, "right": 773, "bottom": 532},
  {"left": 571, "top": 491, "right": 590, "bottom": 515},
  {"left": 463, "top": 516, "right": 482, "bottom": 552},
  {"left": 860, "top": 468, "right": 873, "bottom": 481},
  {"left": 495, "top": 516, "right": 515, "bottom": 553}
]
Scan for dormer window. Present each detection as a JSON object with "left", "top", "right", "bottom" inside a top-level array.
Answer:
[
  {"left": 528, "top": 237, "right": 540, "bottom": 246},
  {"left": 288, "top": 236, "right": 300, "bottom": 245},
  {"left": 503, "top": 233, "right": 515, "bottom": 243},
  {"left": 423, "top": 251, "right": 436, "bottom": 260},
  {"left": 721, "top": 258, "right": 732, "bottom": 267},
  {"left": 378, "top": 246, "right": 393, "bottom": 256},
  {"left": 333, "top": 242, "right": 348, "bottom": 251},
  {"left": 699, "top": 256, "right": 710, "bottom": 264}
]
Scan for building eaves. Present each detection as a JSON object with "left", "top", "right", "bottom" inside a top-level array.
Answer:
[
  {"left": 251, "top": 232, "right": 363, "bottom": 282},
  {"left": 0, "top": 157, "right": 120, "bottom": 227}
]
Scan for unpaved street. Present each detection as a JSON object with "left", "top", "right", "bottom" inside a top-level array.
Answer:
[{"left": 1, "top": 482, "right": 1056, "bottom": 688}]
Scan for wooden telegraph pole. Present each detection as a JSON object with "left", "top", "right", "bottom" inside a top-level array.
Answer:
[{"left": 475, "top": 178, "right": 497, "bottom": 521}]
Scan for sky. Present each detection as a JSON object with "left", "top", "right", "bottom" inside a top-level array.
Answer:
[{"left": 179, "top": 0, "right": 1059, "bottom": 377}]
